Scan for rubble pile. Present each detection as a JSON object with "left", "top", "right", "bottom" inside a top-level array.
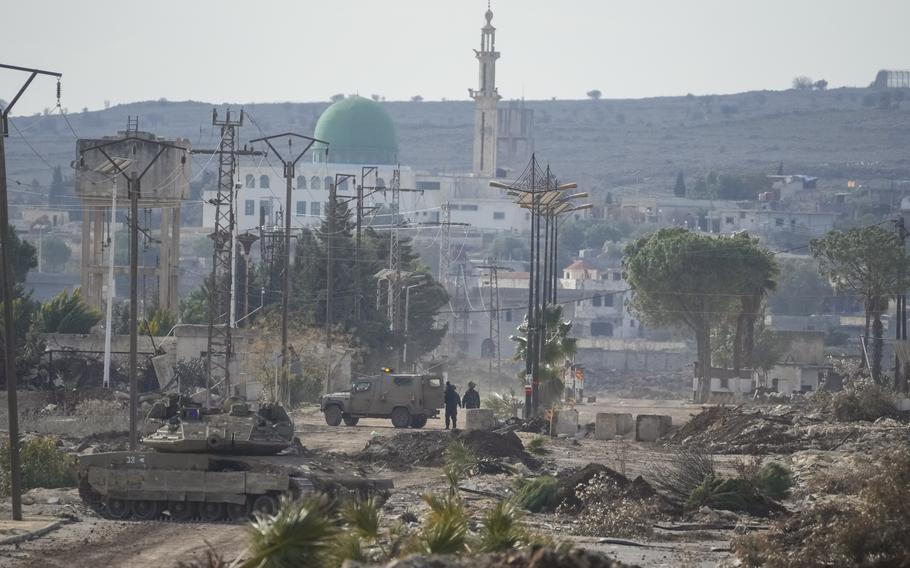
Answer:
[
  {"left": 556, "top": 463, "right": 673, "bottom": 538},
  {"left": 360, "top": 430, "right": 537, "bottom": 470},
  {"left": 674, "top": 405, "right": 910, "bottom": 454}
]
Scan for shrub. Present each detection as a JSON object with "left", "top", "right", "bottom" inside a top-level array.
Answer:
[
  {"left": 36, "top": 289, "right": 101, "bottom": 333},
  {"left": 651, "top": 445, "right": 715, "bottom": 503},
  {"left": 0, "top": 436, "right": 76, "bottom": 496},
  {"left": 477, "top": 501, "right": 528, "bottom": 552},
  {"left": 755, "top": 462, "right": 793, "bottom": 500},
  {"left": 512, "top": 476, "right": 559, "bottom": 513},
  {"left": 687, "top": 475, "right": 782, "bottom": 516},
  {"left": 412, "top": 493, "right": 469, "bottom": 555},
  {"left": 832, "top": 385, "right": 896, "bottom": 422},
  {"left": 734, "top": 449, "right": 910, "bottom": 566},
  {"left": 526, "top": 437, "right": 548, "bottom": 456}
]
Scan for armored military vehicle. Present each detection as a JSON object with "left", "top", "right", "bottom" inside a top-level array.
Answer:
[
  {"left": 76, "top": 398, "right": 391, "bottom": 522},
  {"left": 320, "top": 371, "right": 445, "bottom": 428}
]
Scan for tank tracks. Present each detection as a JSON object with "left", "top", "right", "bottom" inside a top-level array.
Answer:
[{"left": 78, "top": 477, "right": 315, "bottom": 523}]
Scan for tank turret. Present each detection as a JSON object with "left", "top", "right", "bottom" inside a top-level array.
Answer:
[{"left": 143, "top": 399, "right": 294, "bottom": 455}]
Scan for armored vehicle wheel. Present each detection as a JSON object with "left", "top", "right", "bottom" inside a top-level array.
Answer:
[
  {"left": 132, "top": 500, "right": 160, "bottom": 520},
  {"left": 168, "top": 501, "right": 194, "bottom": 521},
  {"left": 251, "top": 494, "right": 279, "bottom": 517},
  {"left": 391, "top": 407, "right": 411, "bottom": 428},
  {"left": 324, "top": 405, "right": 343, "bottom": 426},
  {"left": 410, "top": 415, "right": 428, "bottom": 429},
  {"left": 342, "top": 414, "right": 359, "bottom": 426},
  {"left": 228, "top": 503, "right": 249, "bottom": 521},
  {"left": 199, "top": 502, "right": 225, "bottom": 522},
  {"left": 106, "top": 498, "right": 130, "bottom": 520}
]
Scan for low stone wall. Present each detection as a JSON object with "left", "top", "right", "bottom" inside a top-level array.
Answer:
[
  {"left": 594, "top": 412, "right": 634, "bottom": 440},
  {"left": 635, "top": 414, "right": 673, "bottom": 442}
]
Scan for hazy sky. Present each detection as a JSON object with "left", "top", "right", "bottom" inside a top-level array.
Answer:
[{"left": 2, "top": 0, "right": 909, "bottom": 116}]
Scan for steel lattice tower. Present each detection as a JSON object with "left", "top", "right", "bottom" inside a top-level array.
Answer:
[
  {"left": 205, "top": 109, "right": 242, "bottom": 401},
  {"left": 387, "top": 167, "right": 402, "bottom": 331}
]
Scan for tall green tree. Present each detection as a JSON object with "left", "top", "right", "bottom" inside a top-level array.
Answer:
[
  {"left": 673, "top": 171, "right": 686, "bottom": 197},
  {"left": 623, "top": 228, "right": 773, "bottom": 402},
  {"left": 726, "top": 233, "right": 779, "bottom": 372},
  {"left": 511, "top": 305, "right": 577, "bottom": 407},
  {"left": 810, "top": 226, "right": 910, "bottom": 383},
  {"left": 768, "top": 257, "right": 833, "bottom": 316},
  {"left": 35, "top": 288, "right": 101, "bottom": 334}
]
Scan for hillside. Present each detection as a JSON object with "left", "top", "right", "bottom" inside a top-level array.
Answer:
[{"left": 5, "top": 87, "right": 910, "bottom": 202}]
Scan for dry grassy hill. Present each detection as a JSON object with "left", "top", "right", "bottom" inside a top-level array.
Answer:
[{"left": 5, "top": 87, "right": 910, "bottom": 203}]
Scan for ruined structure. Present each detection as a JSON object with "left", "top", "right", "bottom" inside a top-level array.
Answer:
[{"left": 75, "top": 129, "right": 190, "bottom": 313}]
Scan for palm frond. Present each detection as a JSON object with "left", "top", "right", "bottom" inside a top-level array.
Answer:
[
  {"left": 341, "top": 497, "right": 381, "bottom": 540},
  {"left": 240, "top": 494, "right": 336, "bottom": 568},
  {"left": 415, "top": 493, "right": 469, "bottom": 555},
  {"left": 477, "top": 501, "right": 527, "bottom": 553}
]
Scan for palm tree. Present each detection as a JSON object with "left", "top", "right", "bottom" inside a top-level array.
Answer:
[{"left": 511, "top": 305, "right": 577, "bottom": 407}]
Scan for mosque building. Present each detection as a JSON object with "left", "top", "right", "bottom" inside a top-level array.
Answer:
[{"left": 202, "top": 5, "right": 533, "bottom": 235}]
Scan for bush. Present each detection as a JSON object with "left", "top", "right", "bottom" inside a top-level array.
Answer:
[
  {"left": 755, "top": 462, "right": 793, "bottom": 500},
  {"left": 733, "top": 448, "right": 910, "bottom": 566},
  {"left": 512, "top": 476, "right": 559, "bottom": 513},
  {"left": 832, "top": 385, "right": 896, "bottom": 422},
  {"left": 651, "top": 445, "right": 715, "bottom": 503},
  {"left": 0, "top": 436, "right": 76, "bottom": 496},
  {"left": 687, "top": 475, "right": 783, "bottom": 516}
]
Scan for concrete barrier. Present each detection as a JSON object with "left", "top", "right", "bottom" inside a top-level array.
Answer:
[
  {"left": 464, "top": 408, "right": 496, "bottom": 431},
  {"left": 595, "top": 412, "right": 634, "bottom": 440},
  {"left": 552, "top": 409, "right": 579, "bottom": 436},
  {"left": 635, "top": 414, "right": 672, "bottom": 442}
]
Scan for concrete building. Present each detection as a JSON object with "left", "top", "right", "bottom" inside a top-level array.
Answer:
[
  {"left": 560, "top": 260, "right": 639, "bottom": 340},
  {"left": 74, "top": 130, "right": 190, "bottom": 313}
]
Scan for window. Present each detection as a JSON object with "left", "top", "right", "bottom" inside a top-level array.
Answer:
[
  {"left": 354, "top": 381, "right": 372, "bottom": 392},
  {"left": 739, "top": 211, "right": 746, "bottom": 219},
  {"left": 245, "top": 174, "right": 255, "bottom": 188},
  {"left": 460, "top": 204, "right": 479, "bottom": 211},
  {"left": 480, "top": 338, "right": 495, "bottom": 358},
  {"left": 603, "top": 294, "right": 614, "bottom": 307},
  {"left": 310, "top": 176, "right": 322, "bottom": 190},
  {"left": 427, "top": 377, "right": 442, "bottom": 388},
  {"left": 505, "top": 309, "right": 513, "bottom": 322},
  {"left": 720, "top": 377, "right": 729, "bottom": 389},
  {"left": 775, "top": 218, "right": 784, "bottom": 227},
  {"left": 311, "top": 201, "right": 321, "bottom": 217},
  {"left": 259, "top": 175, "right": 270, "bottom": 189},
  {"left": 493, "top": 211, "right": 505, "bottom": 220},
  {"left": 725, "top": 216, "right": 734, "bottom": 224},
  {"left": 324, "top": 176, "right": 333, "bottom": 190},
  {"left": 296, "top": 201, "right": 306, "bottom": 216},
  {"left": 591, "top": 322, "right": 614, "bottom": 337},
  {"left": 245, "top": 200, "right": 255, "bottom": 216},
  {"left": 612, "top": 271, "right": 622, "bottom": 281},
  {"left": 393, "top": 376, "right": 414, "bottom": 387},
  {"left": 416, "top": 181, "right": 441, "bottom": 191},
  {"left": 593, "top": 295, "right": 602, "bottom": 307},
  {"left": 296, "top": 175, "right": 307, "bottom": 190},
  {"left": 630, "top": 319, "right": 636, "bottom": 327},
  {"left": 259, "top": 200, "right": 272, "bottom": 224}
]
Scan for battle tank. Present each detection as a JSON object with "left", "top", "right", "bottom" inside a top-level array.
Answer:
[{"left": 76, "top": 397, "right": 390, "bottom": 522}]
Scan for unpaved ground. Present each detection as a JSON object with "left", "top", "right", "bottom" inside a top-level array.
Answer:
[{"left": 0, "top": 398, "right": 741, "bottom": 567}]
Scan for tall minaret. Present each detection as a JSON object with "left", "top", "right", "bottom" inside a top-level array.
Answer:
[{"left": 469, "top": 3, "right": 501, "bottom": 178}]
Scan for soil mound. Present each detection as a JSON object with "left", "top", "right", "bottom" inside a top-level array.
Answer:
[
  {"left": 672, "top": 406, "right": 802, "bottom": 454},
  {"left": 359, "top": 430, "right": 537, "bottom": 470}
]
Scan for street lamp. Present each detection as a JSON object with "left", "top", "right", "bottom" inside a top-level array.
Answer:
[{"left": 490, "top": 158, "right": 578, "bottom": 417}]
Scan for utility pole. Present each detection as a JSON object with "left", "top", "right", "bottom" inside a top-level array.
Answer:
[
  {"left": 478, "top": 260, "right": 508, "bottom": 383},
  {"left": 326, "top": 173, "right": 356, "bottom": 344},
  {"left": 388, "top": 168, "right": 402, "bottom": 333},
  {"left": 0, "top": 62, "right": 61, "bottom": 521},
  {"left": 355, "top": 167, "right": 378, "bottom": 321},
  {"left": 895, "top": 216, "right": 909, "bottom": 393},
  {"left": 249, "top": 133, "right": 325, "bottom": 406}
]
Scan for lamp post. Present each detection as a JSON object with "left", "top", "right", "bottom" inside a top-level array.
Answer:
[{"left": 491, "top": 160, "right": 578, "bottom": 417}]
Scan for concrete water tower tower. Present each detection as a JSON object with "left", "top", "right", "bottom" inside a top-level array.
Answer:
[{"left": 74, "top": 126, "right": 191, "bottom": 314}]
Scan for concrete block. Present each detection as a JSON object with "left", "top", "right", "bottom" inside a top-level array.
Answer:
[
  {"left": 635, "top": 414, "right": 672, "bottom": 442},
  {"left": 553, "top": 409, "right": 579, "bottom": 436},
  {"left": 897, "top": 397, "right": 910, "bottom": 412},
  {"left": 464, "top": 408, "right": 496, "bottom": 432},
  {"left": 595, "top": 413, "right": 634, "bottom": 440}
]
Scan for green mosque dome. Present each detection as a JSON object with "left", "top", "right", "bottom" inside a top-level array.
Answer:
[{"left": 312, "top": 96, "right": 399, "bottom": 165}]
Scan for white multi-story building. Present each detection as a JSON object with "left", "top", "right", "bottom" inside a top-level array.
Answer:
[{"left": 559, "top": 260, "right": 639, "bottom": 339}]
